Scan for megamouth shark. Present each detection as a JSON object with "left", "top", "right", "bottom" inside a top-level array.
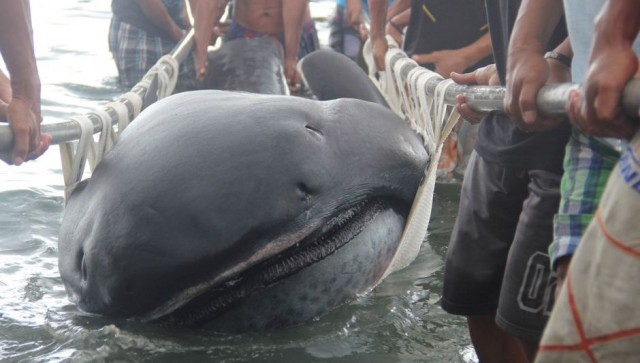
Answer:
[{"left": 57, "top": 40, "right": 430, "bottom": 331}]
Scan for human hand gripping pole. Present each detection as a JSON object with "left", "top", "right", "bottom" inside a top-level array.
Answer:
[
  {"left": 565, "top": 0, "right": 640, "bottom": 140},
  {"left": 451, "top": 64, "right": 500, "bottom": 124}
]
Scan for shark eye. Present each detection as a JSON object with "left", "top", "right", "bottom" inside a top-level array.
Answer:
[{"left": 305, "top": 124, "right": 323, "bottom": 139}]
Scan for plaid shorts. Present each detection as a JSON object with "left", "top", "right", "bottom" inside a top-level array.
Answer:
[
  {"left": 108, "top": 18, "right": 194, "bottom": 89},
  {"left": 550, "top": 129, "right": 621, "bottom": 268}
]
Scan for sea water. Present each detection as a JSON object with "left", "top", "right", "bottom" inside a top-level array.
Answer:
[{"left": 0, "top": 1, "right": 473, "bottom": 362}]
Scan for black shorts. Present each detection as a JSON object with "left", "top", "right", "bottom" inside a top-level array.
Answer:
[{"left": 441, "top": 152, "right": 560, "bottom": 343}]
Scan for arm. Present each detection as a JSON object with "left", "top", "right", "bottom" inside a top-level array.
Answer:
[
  {"left": 0, "top": 0, "right": 50, "bottom": 165},
  {"left": 0, "top": 70, "right": 9, "bottom": 122},
  {"left": 411, "top": 32, "right": 492, "bottom": 78},
  {"left": 368, "top": 0, "right": 389, "bottom": 70},
  {"left": 530, "top": 37, "right": 574, "bottom": 130},
  {"left": 504, "top": 0, "right": 565, "bottom": 130},
  {"left": 192, "top": 0, "right": 222, "bottom": 82},
  {"left": 0, "top": 69, "right": 11, "bottom": 103},
  {"left": 547, "top": 37, "right": 573, "bottom": 83},
  {"left": 282, "top": 0, "right": 307, "bottom": 92},
  {"left": 386, "top": 7, "right": 410, "bottom": 47},
  {"left": 387, "top": 0, "right": 411, "bottom": 19},
  {"left": 454, "top": 39, "right": 571, "bottom": 127},
  {"left": 345, "top": 0, "right": 363, "bottom": 27},
  {"left": 346, "top": 0, "right": 366, "bottom": 41},
  {"left": 388, "top": 7, "right": 410, "bottom": 28},
  {"left": 566, "top": 0, "right": 640, "bottom": 139},
  {"left": 136, "top": 0, "right": 185, "bottom": 42}
]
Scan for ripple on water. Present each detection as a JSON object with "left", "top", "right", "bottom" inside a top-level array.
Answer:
[
  {"left": 0, "top": 166, "right": 473, "bottom": 363},
  {"left": 0, "top": 1, "right": 478, "bottom": 362}
]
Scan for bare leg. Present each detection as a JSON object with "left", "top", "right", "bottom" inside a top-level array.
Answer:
[{"left": 467, "top": 315, "right": 530, "bottom": 363}]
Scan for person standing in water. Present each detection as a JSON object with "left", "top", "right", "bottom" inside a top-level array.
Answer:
[
  {"left": 192, "top": 0, "right": 316, "bottom": 93},
  {"left": 0, "top": 0, "right": 51, "bottom": 166}
]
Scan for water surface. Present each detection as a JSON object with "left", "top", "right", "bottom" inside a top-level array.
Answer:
[{"left": 0, "top": 2, "right": 473, "bottom": 361}]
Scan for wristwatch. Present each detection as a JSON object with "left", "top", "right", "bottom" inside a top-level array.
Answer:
[{"left": 544, "top": 51, "right": 572, "bottom": 68}]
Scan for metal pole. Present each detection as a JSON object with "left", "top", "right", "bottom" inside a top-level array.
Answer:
[
  {"left": 387, "top": 51, "right": 640, "bottom": 118},
  {"left": 1, "top": 34, "right": 638, "bottom": 152},
  {"left": 0, "top": 28, "right": 195, "bottom": 152}
]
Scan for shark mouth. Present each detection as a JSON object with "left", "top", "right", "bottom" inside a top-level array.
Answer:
[{"left": 150, "top": 197, "right": 406, "bottom": 328}]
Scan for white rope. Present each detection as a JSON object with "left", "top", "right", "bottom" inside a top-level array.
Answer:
[
  {"left": 87, "top": 108, "right": 113, "bottom": 172},
  {"left": 362, "top": 39, "right": 463, "bottom": 277},
  {"left": 384, "top": 79, "right": 461, "bottom": 276},
  {"left": 58, "top": 51, "right": 181, "bottom": 203},
  {"left": 60, "top": 116, "right": 94, "bottom": 201},
  {"left": 154, "top": 55, "right": 180, "bottom": 99},
  {"left": 59, "top": 91, "right": 140, "bottom": 204},
  {"left": 106, "top": 100, "right": 131, "bottom": 144},
  {"left": 412, "top": 68, "right": 441, "bottom": 145},
  {"left": 363, "top": 35, "right": 405, "bottom": 116},
  {"left": 126, "top": 90, "right": 143, "bottom": 113},
  {"left": 393, "top": 56, "right": 416, "bottom": 118}
]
